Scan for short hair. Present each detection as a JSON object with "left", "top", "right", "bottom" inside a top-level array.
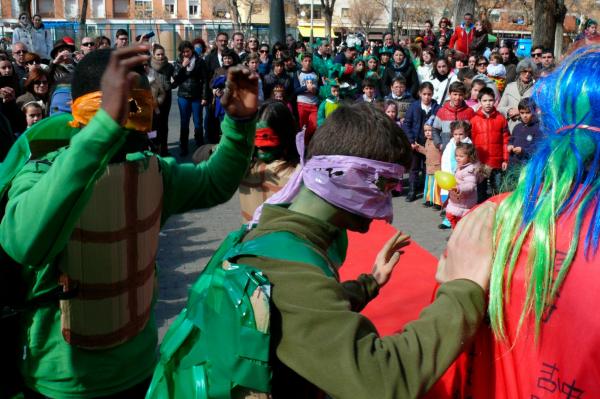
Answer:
[
  {"left": 246, "top": 53, "right": 260, "bottom": 63},
  {"left": 301, "top": 52, "right": 313, "bottom": 60},
  {"left": 178, "top": 40, "right": 193, "bottom": 53},
  {"left": 307, "top": 102, "right": 412, "bottom": 168},
  {"left": 471, "top": 78, "right": 486, "bottom": 88},
  {"left": 391, "top": 77, "right": 406, "bottom": 86},
  {"left": 419, "top": 81, "right": 434, "bottom": 92},
  {"left": 464, "top": 12, "right": 474, "bottom": 18},
  {"left": 450, "top": 120, "right": 472, "bottom": 136},
  {"left": 232, "top": 32, "right": 244, "bottom": 40},
  {"left": 384, "top": 99, "right": 398, "bottom": 111},
  {"left": 153, "top": 43, "right": 165, "bottom": 53},
  {"left": 518, "top": 97, "right": 534, "bottom": 111},
  {"left": 542, "top": 48, "right": 554, "bottom": 56},
  {"left": 217, "top": 31, "right": 229, "bottom": 39},
  {"left": 491, "top": 53, "right": 502, "bottom": 63},
  {"left": 273, "top": 59, "right": 285, "bottom": 67},
  {"left": 115, "top": 29, "right": 128, "bottom": 38},
  {"left": 362, "top": 78, "right": 376, "bottom": 88},
  {"left": 477, "top": 87, "right": 495, "bottom": 100},
  {"left": 449, "top": 81, "right": 467, "bottom": 95}
]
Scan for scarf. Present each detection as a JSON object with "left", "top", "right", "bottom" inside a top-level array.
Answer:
[
  {"left": 151, "top": 57, "right": 169, "bottom": 72},
  {"left": 517, "top": 79, "right": 534, "bottom": 96}
]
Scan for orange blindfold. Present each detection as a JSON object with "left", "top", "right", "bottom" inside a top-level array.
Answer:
[{"left": 69, "top": 89, "right": 154, "bottom": 133}]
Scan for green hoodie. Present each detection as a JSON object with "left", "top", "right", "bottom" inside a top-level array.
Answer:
[{"left": 0, "top": 109, "right": 255, "bottom": 398}]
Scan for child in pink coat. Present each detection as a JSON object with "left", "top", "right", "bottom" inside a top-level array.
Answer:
[{"left": 445, "top": 142, "right": 480, "bottom": 228}]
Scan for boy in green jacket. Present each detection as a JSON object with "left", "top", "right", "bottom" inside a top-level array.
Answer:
[{"left": 0, "top": 46, "right": 258, "bottom": 398}]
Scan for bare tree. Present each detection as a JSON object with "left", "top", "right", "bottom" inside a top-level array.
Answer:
[
  {"left": 532, "top": 0, "right": 566, "bottom": 49},
  {"left": 453, "top": 0, "right": 476, "bottom": 26},
  {"left": 348, "top": 0, "right": 382, "bottom": 32},
  {"left": 78, "top": 0, "right": 89, "bottom": 43},
  {"left": 321, "top": 0, "right": 335, "bottom": 40}
]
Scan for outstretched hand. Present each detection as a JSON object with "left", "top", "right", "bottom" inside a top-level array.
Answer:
[
  {"left": 221, "top": 66, "right": 259, "bottom": 119},
  {"left": 436, "top": 201, "right": 497, "bottom": 291},
  {"left": 100, "top": 45, "right": 150, "bottom": 125},
  {"left": 372, "top": 231, "right": 411, "bottom": 287}
]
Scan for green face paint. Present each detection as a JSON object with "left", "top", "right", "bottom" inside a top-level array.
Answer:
[{"left": 256, "top": 148, "right": 279, "bottom": 163}]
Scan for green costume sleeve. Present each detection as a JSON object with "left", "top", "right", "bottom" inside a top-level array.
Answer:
[
  {"left": 341, "top": 274, "right": 380, "bottom": 312},
  {"left": 159, "top": 115, "right": 255, "bottom": 220},
  {"left": 0, "top": 110, "right": 126, "bottom": 267},
  {"left": 241, "top": 255, "right": 485, "bottom": 399},
  {"left": 317, "top": 101, "right": 326, "bottom": 127}
]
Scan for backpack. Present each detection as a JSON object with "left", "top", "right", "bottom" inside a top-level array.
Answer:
[{"left": 146, "top": 225, "right": 337, "bottom": 399}]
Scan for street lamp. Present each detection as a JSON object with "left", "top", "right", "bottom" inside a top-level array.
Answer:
[{"left": 310, "top": 0, "right": 314, "bottom": 45}]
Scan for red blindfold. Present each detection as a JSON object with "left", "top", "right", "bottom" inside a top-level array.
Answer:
[{"left": 255, "top": 127, "right": 281, "bottom": 147}]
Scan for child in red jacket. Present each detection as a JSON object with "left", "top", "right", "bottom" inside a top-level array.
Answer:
[{"left": 470, "top": 87, "right": 509, "bottom": 202}]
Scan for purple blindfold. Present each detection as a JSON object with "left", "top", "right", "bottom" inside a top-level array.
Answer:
[{"left": 250, "top": 131, "right": 404, "bottom": 226}]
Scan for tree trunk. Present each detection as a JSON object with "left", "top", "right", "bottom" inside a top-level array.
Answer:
[
  {"left": 452, "top": 0, "right": 475, "bottom": 27},
  {"left": 533, "top": 0, "right": 556, "bottom": 49},
  {"left": 18, "top": 0, "right": 31, "bottom": 17},
  {"left": 78, "top": 0, "right": 89, "bottom": 43},
  {"left": 321, "top": 0, "right": 335, "bottom": 40},
  {"left": 269, "top": 0, "right": 285, "bottom": 45}
]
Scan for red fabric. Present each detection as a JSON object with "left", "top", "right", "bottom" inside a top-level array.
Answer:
[
  {"left": 470, "top": 109, "right": 509, "bottom": 169},
  {"left": 297, "top": 102, "right": 318, "bottom": 138},
  {"left": 446, "top": 213, "right": 461, "bottom": 229},
  {"left": 255, "top": 127, "right": 281, "bottom": 147},
  {"left": 449, "top": 26, "right": 475, "bottom": 55},
  {"left": 340, "top": 220, "right": 440, "bottom": 335},
  {"left": 436, "top": 101, "right": 476, "bottom": 124},
  {"left": 426, "top": 194, "right": 600, "bottom": 399}
]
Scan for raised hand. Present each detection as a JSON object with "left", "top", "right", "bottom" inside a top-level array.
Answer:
[
  {"left": 100, "top": 45, "right": 150, "bottom": 126},
  {"left": 371, "top": 231, "right": 411, "bottom": 287},
  {"left": 220, "top": 66, "right": 259, "bottom": 119}
]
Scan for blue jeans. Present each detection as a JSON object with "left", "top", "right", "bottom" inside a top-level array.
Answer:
[{"left": 177, "top": 97, "right": 203, "bottom": 150}]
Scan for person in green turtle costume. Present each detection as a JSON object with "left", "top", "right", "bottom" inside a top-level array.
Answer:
[{"left": 0, "top": 45, "right": 259, "bottom": 398}]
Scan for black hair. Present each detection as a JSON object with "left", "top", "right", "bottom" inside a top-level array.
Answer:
[
  {"left": 217, "top": 31, "right": 229, "bottom": 39},
  {"left": 307, "top": 103, "right": 412, "bottom": 168},
  {"left": 419, "top": 81, "right": 434, "bottom": 92},
  {"left": 449, "top": 81, "right": 467, "bottom": 95},
  {"left": 362, "top": 78, "right": 376, "bottom": 88},
  {"left": 71, "top": 48, "right": 146, "bottom": 100},
  {"left": 477, "top": 86, "right": 495, "bottom": 100},
  {"left": 273, "top": 59, "right": 285, "bottom": 67},
  {"left": 232, "top": 31, "right": 244, "bottom": 39},
  {"left": 391, "top": 77, "right": 406, "bottom": 86},
  {"left": 178, "top": 40, "right": 193, "bottom": 53},
  {"left": 518, "top": 97, "right": 534, "bottom": 111},
  {"left": 255, "top": 100, "right": 299, "bottom": 168},
  {"left": 115, "top": 29, "right": 128, "bottom": 38},
  {"left": 301, "top": 52, "right": 313, "bottom": 60}
]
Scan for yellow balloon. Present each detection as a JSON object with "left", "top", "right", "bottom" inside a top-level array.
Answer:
[{"left": 435, "top": 171, "right": 457, "bottom": 190}]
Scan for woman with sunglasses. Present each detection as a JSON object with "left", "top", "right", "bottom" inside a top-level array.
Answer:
[
  {"left": 16, "top": 66, "right": 49, "bottom": 117},
  {"left": 258, "top": 43, "right": 271, "bottom": 76},
  {"left": 246, "top": 36, "right": 259, "bottom": 55}
]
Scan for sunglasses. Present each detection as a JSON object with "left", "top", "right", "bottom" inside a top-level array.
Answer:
[
  {"left": 531, "top": 52, "right": 542, "bottom": 57},
  {"left": 259, "top": 50, "right": 268, "bottom": 53},
  {"left": 26, "top": 60, "right": 38, "bottom": 65},
  {"left": 33, "top": 80, "right": 48, "bottom": 85},
  {"left": 82, "top": 42, "right": 95, "bottom": 47},
  {"left": 477, "top": 62, "right": 488, "bottom": 66},
  {"left": 248, "top": 39, "right": 258, "bottom": 42}
]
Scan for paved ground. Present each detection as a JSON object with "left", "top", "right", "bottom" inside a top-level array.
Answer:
[{"left": 155, "top": 100, "right": 451, "bottom": 340}]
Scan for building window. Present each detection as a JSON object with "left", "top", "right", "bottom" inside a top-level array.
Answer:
[
  {"left": 64, "top": 0, "right": 78, "bottom": 18},
  {"left": 341, "top": 8, "right": 349, "bottom": 18},
  {"left": 213, "top": 3, "right": 228, "bottom": 18},
  {"left": 135, "top": 0, "right": 153, "bottom": 18},
  {"left": 91, "top": 0, "right": 105, "bottom": 17},
  {"left": 299, "top": 4, "right": 322, "bottom": 20},
  {"left": 164, "top": 0, "right": 175, "bottom": 15},
  {"left": 189, "top": 0, "right": 199, "bottom": 16},
  {"left": 114, "top": 0, "right": 129, "bottom": 16},
  {"left": 251, "top": 2, "right": 262, "bottom": 14},
  {"left": 37, "top": 0, "right": 54, "bottom": 17}
]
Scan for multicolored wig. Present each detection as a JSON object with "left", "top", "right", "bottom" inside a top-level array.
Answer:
[{"left": 489, "top": 42, "right": 600, "bottom": 340}]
